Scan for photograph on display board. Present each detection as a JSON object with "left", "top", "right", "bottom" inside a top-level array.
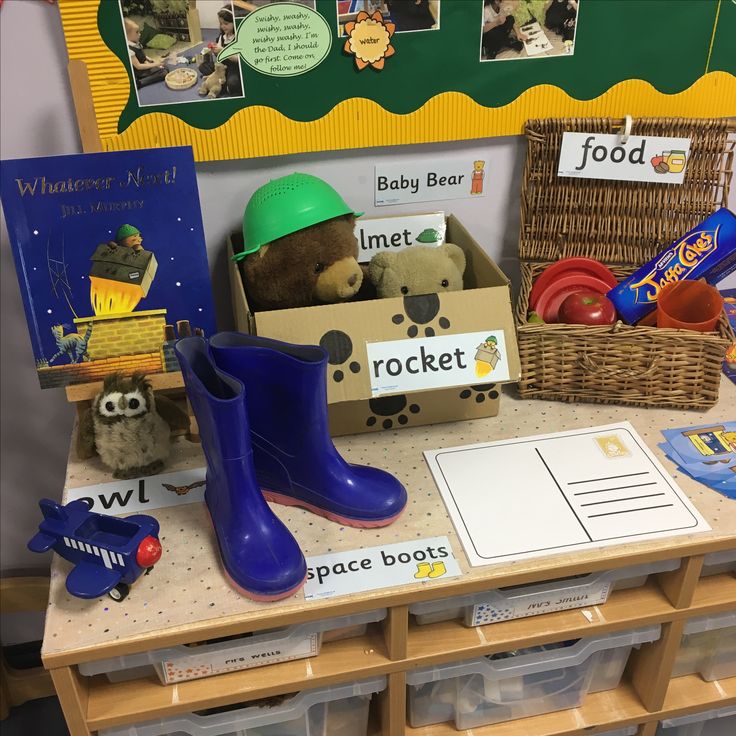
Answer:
[
  {"left": 480, "top": 0, "right": 579, "bottom": 61},
  {"left": 337, "top": 1, "right": 440, "bottom": 35},
  {"left": 119, "top": 1, "right": 244, "bottom": 106}
]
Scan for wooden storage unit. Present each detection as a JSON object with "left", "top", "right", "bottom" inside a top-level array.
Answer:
[{"left": 42, "top": 379, "right": 736, "bottom": 735}]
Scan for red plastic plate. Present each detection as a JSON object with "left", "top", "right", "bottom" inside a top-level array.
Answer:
[
  {"left": 530, "top": 258, "right": 618, "bottom": 311},
  {"left": 536, "top": 274, "right": 614, "bottom": 323}
]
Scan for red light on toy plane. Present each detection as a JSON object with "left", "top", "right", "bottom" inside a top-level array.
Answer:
[{"left": 136, "top": 536, "right": 162, "bottom": 567}]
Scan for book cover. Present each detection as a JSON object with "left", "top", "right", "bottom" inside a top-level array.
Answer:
[{"left": 1, "top": 146, "right": 216, "bottom": 389}]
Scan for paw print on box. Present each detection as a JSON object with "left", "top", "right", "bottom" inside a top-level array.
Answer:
[
  {"left": 366, "top": 395, "right": 420, "bottom": 429},
  {"left": 319, "top": 330, "right": 361, "bottom": 383},
  {"left": 459, "top": 384, "right": 499, "bottom": 404},
  {"left": 392, "top": 294, "right": 451, "bottom": 338}
]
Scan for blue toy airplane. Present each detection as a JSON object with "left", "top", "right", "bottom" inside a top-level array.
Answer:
[{"left": 28, "top": 499, "right": 162, "bottom": 601}]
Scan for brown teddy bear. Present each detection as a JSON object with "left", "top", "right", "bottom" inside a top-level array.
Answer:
[
  {"left": 198, "top": 63, "right": 227, "bottom": 99},
  {"left": 237, "top": 173, "right": 365, "bottom": 311},
  {"left": 368, "top": 243, "right": 466, "bottom": 298}
]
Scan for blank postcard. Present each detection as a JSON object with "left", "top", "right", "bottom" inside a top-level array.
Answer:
[{"left": 424, "top": 422, "right": 711, "bottom": 566}]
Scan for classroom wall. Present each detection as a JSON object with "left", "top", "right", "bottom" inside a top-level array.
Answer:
[{"left": 0, "top": 0, "right": 733, "bottom": 576}]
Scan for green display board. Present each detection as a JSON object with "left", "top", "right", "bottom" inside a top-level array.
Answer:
[{"left": 60, "top": 0, "right": 736, "bottom": 161}]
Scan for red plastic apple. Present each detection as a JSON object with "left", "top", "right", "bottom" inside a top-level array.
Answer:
[{"left": 558, "top": 291, "right": 617, "bottom": 325}]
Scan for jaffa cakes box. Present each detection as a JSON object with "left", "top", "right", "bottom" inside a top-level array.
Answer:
[{"left": 608, "top": 208, "right": 736, "bottom": 324}]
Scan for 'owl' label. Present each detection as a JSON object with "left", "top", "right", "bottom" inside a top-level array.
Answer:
[{"left": 65, "top": 467, "right": 207, "bottom": 515}]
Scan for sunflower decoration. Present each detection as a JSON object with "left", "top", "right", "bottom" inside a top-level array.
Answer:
[{"left": 344, "top": 10, "right": 396, "bottom": 71}]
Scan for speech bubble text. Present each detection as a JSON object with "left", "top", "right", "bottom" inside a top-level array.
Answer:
[{"left": 218, "top": 3, "right": 332, "bottom": 77}]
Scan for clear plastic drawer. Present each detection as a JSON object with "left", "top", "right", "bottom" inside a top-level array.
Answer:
[
  {"left": 79, "top": 609, "right": 386, "bottom": 684},
  {"left": 657, "top": 705, "right": 736, "bottom": 736},
  {"left": 672, "top": 612, "right": 736, "bottom": 682},
  {"left": 99, "top": 677, "right": 386, "bottom": 736},
  {"left": 409, "top": 559, "right": 679, "bottom": 627},
  {"left": 701, "top": 549, "right": 736, "bottom": 577},
  {"left": 406, "top": 625, "right": 660, "bottom": 729}
]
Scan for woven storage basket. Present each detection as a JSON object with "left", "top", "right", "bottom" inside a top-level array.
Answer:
[{"left": 516, "top": 117, "right": 734, "bottom": 409}]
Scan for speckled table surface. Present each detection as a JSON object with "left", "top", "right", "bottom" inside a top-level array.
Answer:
[{"left": 43, "top": 379, "right": 736, "bottom": 665}]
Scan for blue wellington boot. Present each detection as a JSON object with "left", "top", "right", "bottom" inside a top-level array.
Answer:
[
  {"left": 174, "top": 337, "right": 306, "bottom": 601},
  {"left": 209, "top": 333, "right": 408, "bottom": 528}
]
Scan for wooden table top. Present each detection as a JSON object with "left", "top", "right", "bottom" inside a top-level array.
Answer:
[{"left": 42, "top": 379, "right": 736, "bottom": 666}]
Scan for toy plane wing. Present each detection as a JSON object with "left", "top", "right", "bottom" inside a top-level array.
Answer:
[
  {"left": 27, "top": 531, "right": 57, "bottom": 554},
  {"left": 65, "top": 561, "right": 122, "bottom": 599}
]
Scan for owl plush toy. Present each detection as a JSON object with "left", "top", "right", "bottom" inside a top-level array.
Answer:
[{"left": 77, "top": 372, "right": 190, "bottom": 479}]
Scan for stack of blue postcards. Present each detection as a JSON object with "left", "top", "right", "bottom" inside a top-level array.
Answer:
[
  {"left": 660, "top": 422, "right": 736, "bottom": 499},
  {"left": 722, "top": 288, "right": 736, "bottom": 385}
]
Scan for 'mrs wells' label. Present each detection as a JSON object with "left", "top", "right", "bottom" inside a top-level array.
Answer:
[
  {"left": 159, "top": 633, "right": 319, "bottom": 683},
  {"left": 608, "top": 208, "right": 736, "bottom": 323}
]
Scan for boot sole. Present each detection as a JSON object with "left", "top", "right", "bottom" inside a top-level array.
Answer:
[
  {"left": 205, "top": 509, "right": 307, "bottom": 601},
  {"left": 262, "top": 490, "right": 404, "bottom": 528},
  {"left": 221, "top": 565, "right": 307, "bottom": 602}
]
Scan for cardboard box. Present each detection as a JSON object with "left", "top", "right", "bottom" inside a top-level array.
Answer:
[{"left": 228, "top": 215, "right": 520, "bottom": 435}]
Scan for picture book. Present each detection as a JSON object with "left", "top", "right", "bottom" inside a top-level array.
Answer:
[{"left": 1, "top": 146, "right": 216, "bottom": 389}]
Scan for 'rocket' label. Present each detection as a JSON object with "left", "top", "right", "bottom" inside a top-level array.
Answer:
[{"left": 366, "top": 330, "right": 509, "bottom": 396}]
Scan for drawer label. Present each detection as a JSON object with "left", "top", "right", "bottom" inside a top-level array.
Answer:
[
  {"left": 470, "top": 581, "right": 611, "bottom": 626},
  {"left": 159, "top": 633, "right": 320, "bottom": 683}
]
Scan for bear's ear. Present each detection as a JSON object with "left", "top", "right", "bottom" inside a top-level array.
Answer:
[
  {"left": 441, "top": 243, "right": 466, "bottom": 276},
  {"left": 368, "top": 253, "right": 395, "bottom": 287}
]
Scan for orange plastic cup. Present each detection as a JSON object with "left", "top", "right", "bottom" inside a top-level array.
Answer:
[{"left": 656, "top": 280, "right": 724, "bottom": 332}]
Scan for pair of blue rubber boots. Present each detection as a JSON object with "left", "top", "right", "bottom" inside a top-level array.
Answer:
[{"left": 175, "top": 333, "right": 407, "bottom": 601}]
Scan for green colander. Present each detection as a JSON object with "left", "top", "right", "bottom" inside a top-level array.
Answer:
[{"left": 235, "top": 173, "right": 363, "bottom": 259}]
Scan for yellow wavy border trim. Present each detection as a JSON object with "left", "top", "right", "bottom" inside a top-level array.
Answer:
[
  {"left": 104, "top": 74, "right": 736, "bottom": 161},
  {"left": 59, "top": 1, "right": 735, "bottom": 162}
]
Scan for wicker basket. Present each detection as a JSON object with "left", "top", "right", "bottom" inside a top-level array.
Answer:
[{"left": 516, "top": 117, "right": 735, "bottom": 409}]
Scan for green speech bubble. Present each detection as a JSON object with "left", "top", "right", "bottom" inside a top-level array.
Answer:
[{"left": 218, "top": 2, "right": 332, "bottom": 78}]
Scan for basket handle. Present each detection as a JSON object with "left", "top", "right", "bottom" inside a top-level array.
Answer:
[{"left": 578, "top": 352, "right": 662, "bottom": 380}]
